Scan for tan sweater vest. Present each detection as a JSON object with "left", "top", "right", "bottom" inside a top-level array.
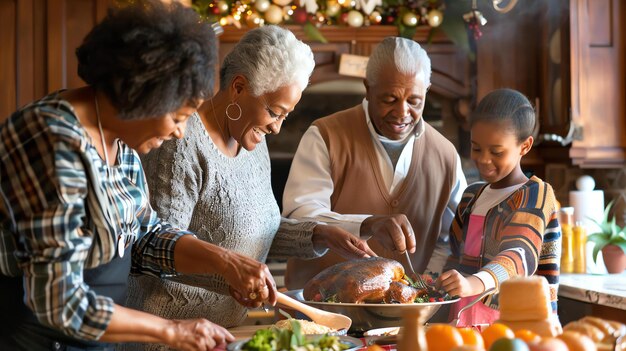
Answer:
[{"left": 286, "top": 105, "right": 458, "bottom": 289}]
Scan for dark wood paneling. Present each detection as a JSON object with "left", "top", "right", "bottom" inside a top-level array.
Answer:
[
  {"left": 17, "top": 0, "right": 35, "bottom": 110},
  {"left": 66, "top": 0, "right": 97, "bottom": 88},
  {"left": 47, "top": 0, "right": 66, "bottom": 92},
  {"left": 33, "top": 0, "right": 48, "bottom": 103},
  {"left": 476, "top": 3, "right": 541, "bottom": 103},
  {"left": 0, "top": 0, "right": 112, "bottom": 122},
  {"left": 0, "top": 1, "right": 17, "bottom": 119}
]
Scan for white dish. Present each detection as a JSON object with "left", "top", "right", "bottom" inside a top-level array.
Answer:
[
  {"left": 363, "top": 326, "right": 400, "bottom": 337},
  {"left": 284, "top": 289, "right": 460, "bottom": 332}
]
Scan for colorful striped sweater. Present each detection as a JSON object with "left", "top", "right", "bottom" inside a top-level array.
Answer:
[{"left": 445, "top": 176, "right": 561, "bottom": 312}]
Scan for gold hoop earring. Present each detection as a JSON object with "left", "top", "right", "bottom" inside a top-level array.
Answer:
[{"left": 226, "top": 102, "right": 242, "bottom": 121}]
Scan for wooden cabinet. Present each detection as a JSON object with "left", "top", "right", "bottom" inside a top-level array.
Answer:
[
  {"left": 0, "top": 0, "right": 112, "bottom": 122},
  {"left": 569, "top": 0, "right": 626, "bottom": 167}
]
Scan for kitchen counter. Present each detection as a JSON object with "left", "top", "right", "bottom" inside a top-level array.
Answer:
[
  {"left": 559, "top": 273, "right": 626, "bottom": 310},
  {"left": 557, "top": 273, "right": 626, "bottom": 324}
]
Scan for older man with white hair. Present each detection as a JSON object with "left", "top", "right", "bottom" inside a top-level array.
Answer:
[{"left": 283, "top": 37, "right": 467, "bottom": 289}]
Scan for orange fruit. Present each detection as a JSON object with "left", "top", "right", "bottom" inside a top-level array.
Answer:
[
  {"left": 557, "top": 331, "right": 597, "bottom": 351},
  {"left": 514, "top": 329, "right": 541, "bottom": 344},
  {"left": 452, "top": 346, "right": 484, "bottom": 351},
  {"left": 457, "top": 327, "right": 485, "bottom": 349},
  {"left": 426, "top": 323, "right": 464, "bottom": 351},
  {"left": 366, "top": 345, "right": 386, "bottom": 351},
  {"left": 528, "top": 337, "right": 568, "bottom": 351},
  {"left": 481, "top": 323, "right": 515, "bottom": 350}
]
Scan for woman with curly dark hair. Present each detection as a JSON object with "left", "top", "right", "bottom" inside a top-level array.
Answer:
[{"left": 0, "top": 1, "right": 269, "bottom": 350}]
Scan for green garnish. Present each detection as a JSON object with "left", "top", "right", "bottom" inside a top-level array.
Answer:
[{"left": 241, "top": 320, "right": 349, "bottom": 351}]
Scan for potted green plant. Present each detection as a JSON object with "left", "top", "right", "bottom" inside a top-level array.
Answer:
[{"left": 587, "top": 201, "right": 626, "bottom": 274}]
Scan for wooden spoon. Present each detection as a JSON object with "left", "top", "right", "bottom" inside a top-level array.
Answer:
[{"left": 276, "top": 291, "right": 352, "bottom": 332}]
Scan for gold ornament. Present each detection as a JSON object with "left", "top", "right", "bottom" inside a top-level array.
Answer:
[
  {"left": 265, "top": 4, "right": 283, "bottom": 24},
  {"left": 254, "top": 0, "right": 271, "bottom": 12},
  {"left": 315, "top": 11, "right": 326, "bottom": 24},
  {"left": 338, "top": 0, "right": 355, "bottom": 8},
  {"left": 246, "top": 12, "right": 263, "bottom": 27},
  {"left": 427, "top": 9, "right": 443, "bottom": 27},
  {"left": 402, "top": 12, "right": 418, "bottom": 27},
  {"left": 369, "top": 10, "right": 382, "bottom": 24},
  {"left": 217, "top": 0, "right": 229, "bottom": 14},
  {"left": 326, "top": 1, "right": 341, "bottom": 17},
  {"left": 272, "top": 0, "right": 292, "bottom": 6},
  {"left": 346, "top": 10, "right": 363, "bottom": 27},
  {"left": 282, "top": 5, "right": 293, "bottom": 21}
]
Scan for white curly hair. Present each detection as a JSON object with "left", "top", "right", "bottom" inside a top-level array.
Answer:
[{"left": 219, "top": 25, "right": 315, "bottom": 96}]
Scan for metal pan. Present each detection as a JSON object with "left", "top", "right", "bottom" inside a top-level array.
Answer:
[{"left": 284, "top": 289, "right": 460, "bottom": 332}]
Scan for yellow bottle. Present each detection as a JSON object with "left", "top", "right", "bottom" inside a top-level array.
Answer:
[
  {"left": 573, "top": 222, "right": 587, "bottom": 273},
  {"left": 559, "top": 207, "right": 574, "bottom": 274}
]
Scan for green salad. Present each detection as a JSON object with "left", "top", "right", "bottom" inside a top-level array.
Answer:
[{"left": 241, "top": 320, "right": 350, "bottom": 351}]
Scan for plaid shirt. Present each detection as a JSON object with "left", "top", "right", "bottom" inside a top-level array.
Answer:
[{"left": 0, "top": 92, "right": 191, "bottom": 341}]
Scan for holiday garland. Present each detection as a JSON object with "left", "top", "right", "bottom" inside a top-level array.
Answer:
[{"left": 192, "top": 0, "right": 449, "bottom": 41}]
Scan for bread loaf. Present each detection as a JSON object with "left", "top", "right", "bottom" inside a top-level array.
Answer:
[
  {"left": 564, "top": 321, "right": 605, "bottom": 342},
  {"left": 563, "top": 316, "right": 626, "bottom": 351},
  {"left": 605, "top": 320, "right": 626, "bottom": 338},
  {"left": 558, "top": 331, "right": 598, "bottom": 351},
  {"left": 579, "top": 317, "right": 615, "bottom": 339},
  {"left": 498, "top": 276, "right": 552, "bottom": 321}
]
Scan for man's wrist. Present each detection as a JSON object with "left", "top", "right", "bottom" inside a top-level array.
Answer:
[
  {"left": 359, "top": 216, "right": 374, "bottom": 237},
  {"left": 312, "top": 224, "right": 327, "bottom": 249}
]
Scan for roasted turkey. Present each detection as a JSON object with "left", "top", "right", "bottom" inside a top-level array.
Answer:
[{"left": 302, "top": 257, "right": 420, "bottom": 304}]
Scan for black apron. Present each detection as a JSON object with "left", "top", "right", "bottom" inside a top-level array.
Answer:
[{"left": 0, "top": 246, "right": 131, "bottom": 351}]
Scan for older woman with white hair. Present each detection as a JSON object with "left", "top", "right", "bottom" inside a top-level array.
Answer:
[{"left": 124, "top": 25, "right": 374, "bottom": 347}]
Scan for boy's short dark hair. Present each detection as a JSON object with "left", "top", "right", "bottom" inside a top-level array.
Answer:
[
  {"left": 76, "top": 0, "right": 217, "bottom": 120},
  {"left": 470, "top": 88, "right": 536, "bottom": 142}
]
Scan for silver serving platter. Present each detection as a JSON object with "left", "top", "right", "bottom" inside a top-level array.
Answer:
[
  {"left": 227, "top": 335, "right": 363, "bottom": 351},
  {"left": 284, "top": 289, "right": 460, "bottom": 332}
]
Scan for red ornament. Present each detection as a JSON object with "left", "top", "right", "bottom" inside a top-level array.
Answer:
[
  {"left": 212, "top": 6, "right": 221, "bottom": 15},
  {"left": 385, "top": 15, "right": 396, "bottom": 24},
  {"left": 468, "top": 22, "right": 482, "bottom": 39},
  {"left": 293, "top": 8, "right": 308, "bottom": 24},
  {"left": 339, "top": 12, "right": 349, "bottom": 24}
]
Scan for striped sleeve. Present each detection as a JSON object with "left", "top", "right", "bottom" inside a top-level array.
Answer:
[
  {"left": 480, "top": 181, "right": 556, "bottom": 290},
  {"left": 538, "top": 197, "right": 561, "bottom": 312}
]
